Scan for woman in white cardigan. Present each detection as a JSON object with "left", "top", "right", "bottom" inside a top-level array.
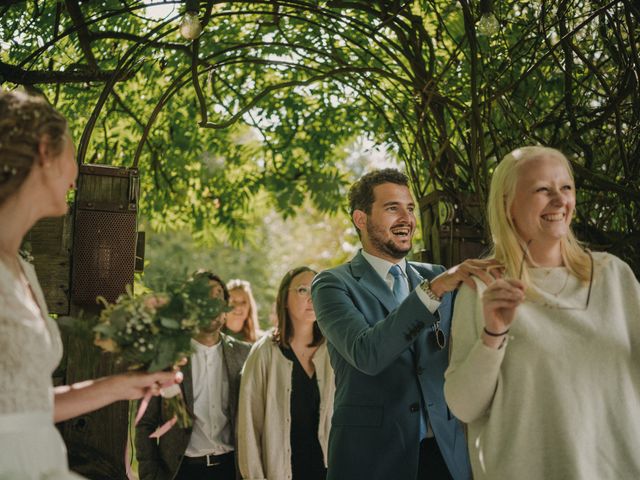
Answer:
[
  {"left": 444, "top": 146, "right": 640, "bottom": 479},
  {"left": 238, "top": 266, "right": 334, "bottom": 480}
]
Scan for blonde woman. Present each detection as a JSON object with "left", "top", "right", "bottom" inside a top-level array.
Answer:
[
  {"left": 237, "top": 267, "right": 334, "bottom": 480},
  {"left": 225, "top": 279, "right": 261, "bottom": 342},
  {"left": 444, "top": 146, "right": 640, "bottom": 479},
  {"left": 0, "top": 91, "right": 179, "bottom": 479}
]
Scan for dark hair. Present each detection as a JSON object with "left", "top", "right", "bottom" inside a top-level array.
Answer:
[
  {"left": 348, "top": 168, "right": 409, "bottom": 217},
  {"left": 273, "top": 266, "right": 323, "bottom": 348},
  {"left": 0, "top": 90, "right": 68, "bottom": 205},
  {"left": 192, "top": 269, "right": 229, "bottom": 301}
]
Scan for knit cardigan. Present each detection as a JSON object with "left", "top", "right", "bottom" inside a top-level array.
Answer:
[{"left": 237, "top": 335, "right": 334, "bottom": 480}]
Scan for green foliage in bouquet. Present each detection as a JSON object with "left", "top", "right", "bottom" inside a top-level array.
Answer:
[
  {"left": 94, "top": 274, "right": 230, "bottom": 372},
  {"left": 93, "top": 273, "right": 230, "bottom": 429}
]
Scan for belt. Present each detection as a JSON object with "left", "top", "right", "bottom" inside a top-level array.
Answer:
[{"left": 182, "top": 451, "right": 234, "bottom": 467}]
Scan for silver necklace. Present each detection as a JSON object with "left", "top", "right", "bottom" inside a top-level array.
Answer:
[{"left": 538, "top": 268, "right": 570, "bottom": 296}]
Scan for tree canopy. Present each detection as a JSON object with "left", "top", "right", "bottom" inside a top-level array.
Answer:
[{"left": 1, "top": 0, "right": 638, "bottom": 269}]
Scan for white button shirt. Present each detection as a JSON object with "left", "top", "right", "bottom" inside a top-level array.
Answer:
[{"left": 184, "top": 338, "right": 234, "bottom": 457}]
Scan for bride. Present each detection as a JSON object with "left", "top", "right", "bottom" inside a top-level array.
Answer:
[{"left": 0, "top": 90, "right": 180, "bottom": 479}]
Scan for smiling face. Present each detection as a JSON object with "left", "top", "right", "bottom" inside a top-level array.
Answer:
[
  {"left": 510, "top": 154, "right": 575, "bottom": 250},
  {"left": 355, "top": 182, "right": 416, "bottom": 261},
  {"left": 227, "top": 288, "right": 250, "bottom": 332}
]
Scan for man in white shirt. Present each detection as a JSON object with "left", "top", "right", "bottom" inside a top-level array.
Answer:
[
  {"left": 136, "top": 272, "right": 251, "bottom": 480},
  {"left": 311, "top": 169, "right": 496, "bottom": 480}
]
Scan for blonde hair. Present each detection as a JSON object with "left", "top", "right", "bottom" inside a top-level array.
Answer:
[
  {"left": 227, "top": 279, "right": 259, "bottom": 342},
  {"left": 487, "top": 146, "right": 591, "bottom": 286},
  {"left": 0, "top": 90, "right": 67, "bottom": 205}
]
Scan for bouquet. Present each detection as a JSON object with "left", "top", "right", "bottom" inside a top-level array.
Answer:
[{"left": 93, "top": 273, "right": 229, "bottom": 430}]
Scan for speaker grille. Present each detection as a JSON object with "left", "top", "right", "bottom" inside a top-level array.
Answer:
[{"left": 71, "top": 209, "right": 136, "bottom": 305}]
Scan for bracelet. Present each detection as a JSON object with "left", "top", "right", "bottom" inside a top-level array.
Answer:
[{"left": 483, "top": 326, "right": 510, "bottom": 337}]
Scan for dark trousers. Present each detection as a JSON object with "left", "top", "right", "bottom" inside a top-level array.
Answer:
[
  {"left": 417, "top": 437, "right": 454, "bottom": 480},
  {"left": 175, "top": 451, "right": 236, "bottom": 480}
]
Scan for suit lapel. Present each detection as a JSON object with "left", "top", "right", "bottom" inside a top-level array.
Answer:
[
  {"left": 181, "top": 362, "right": 194, "bottom": 415},
  {"left": 406, "top": 263, "right": 424, "bottom": 290},
  {"left": 221, "top": 335, "right": 242, "bottom": 427},
  {"left": 221, "top": 334, "right": 243, "bottom": 376},
  {"left": 350, "top": 251, "right": 398, "bottom": 313},
  {"left": 407, "top": 262, "right": 446, "bottom": 360}
]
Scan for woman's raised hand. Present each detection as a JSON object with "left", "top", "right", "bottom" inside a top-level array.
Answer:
[{"left": 481, "top": 278, "right": 525, "bottom": 348}]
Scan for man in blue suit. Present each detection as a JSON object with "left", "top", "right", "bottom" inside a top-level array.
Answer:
[{"left": 312, "top": 169, "right": 496, "bottom": 480}]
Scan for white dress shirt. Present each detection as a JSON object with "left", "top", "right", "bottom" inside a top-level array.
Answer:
[{"left": 184, "top": 338, "right": 234, "bottom": 457}]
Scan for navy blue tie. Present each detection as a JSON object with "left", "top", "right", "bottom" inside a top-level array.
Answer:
[{"left": 389, "top": 264, "right": 409, "bottom": 302}]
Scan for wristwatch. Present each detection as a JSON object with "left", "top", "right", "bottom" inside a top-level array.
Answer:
[{"left": 419, "top": 278, "right": 442, "bottom": 302}]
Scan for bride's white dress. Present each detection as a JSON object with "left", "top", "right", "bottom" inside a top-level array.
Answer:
[{"left": 0, "top": 258, "right": 83, "bottom": 479}]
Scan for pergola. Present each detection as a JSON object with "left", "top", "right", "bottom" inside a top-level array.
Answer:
[{"left": 2, "top": 1, "right": 638, "bottom": 475}]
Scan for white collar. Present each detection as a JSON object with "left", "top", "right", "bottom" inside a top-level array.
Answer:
[
  {"left": 360, "top": 249, "right": 407, "bottom": 281},
  {"left": 191, "top": 337, "right": 222, "bottom": 354}
]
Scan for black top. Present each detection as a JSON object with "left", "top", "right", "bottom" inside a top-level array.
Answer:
[{"left": 280, "top": 346, "right": 327, "bottom": 480}]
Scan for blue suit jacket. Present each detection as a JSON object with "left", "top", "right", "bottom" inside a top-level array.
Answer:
[{"left": 311, "top": 251, "right": 471, "bottom": 480}]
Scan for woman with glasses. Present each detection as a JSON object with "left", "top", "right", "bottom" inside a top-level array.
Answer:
[
  {"left": 237, "top": 266, "right": 335, "bottom": 480},
  {"left": 444, "top": 146, "right": 640, "bottom": 479}
]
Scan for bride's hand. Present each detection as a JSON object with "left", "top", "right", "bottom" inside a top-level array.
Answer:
[{"left": 113, "top": 370, "right": 184, "bottom": 401}]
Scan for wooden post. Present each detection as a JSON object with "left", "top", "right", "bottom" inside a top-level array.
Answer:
[
  {"left": 23, "top": 214, "right": 73, "bottom": 315},
  {"left": 418, "top": 191, "right": 489, "bottom": 266}
]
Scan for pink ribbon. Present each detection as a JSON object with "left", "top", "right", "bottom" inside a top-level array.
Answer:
[
  {"left": 149, "top": 415, "right": 178, "bottom": 438},
  {"left": 125, "top": 378, "right": 182, "bottom": 479},
  {"left": 134, "top": 378, "right": 181, "bottom": 435}
]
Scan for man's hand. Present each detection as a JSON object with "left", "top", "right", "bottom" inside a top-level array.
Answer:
[{"left": 430, "top": 258, "right": 503, "bottom": 298}]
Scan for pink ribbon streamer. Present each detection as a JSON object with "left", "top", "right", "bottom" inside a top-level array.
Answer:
[
  {"left": 135, "top": 378, "right": 182, "bottom": 435},
  {"left": 149, "top": 415, "right": 178, "bottom": 438},
  {"left": 125, "top": 378, "right": 182, "bottom": 479},
  {"left": 134, "top": 390, "right": 152, "bottom": 426},
  {"left": 125, "top": 428, "right": 136, "bottom": 480}
]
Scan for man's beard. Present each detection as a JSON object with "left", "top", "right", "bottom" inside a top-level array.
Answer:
[{"left": 366, "top": 218, "right": 412, "bottom": 259}]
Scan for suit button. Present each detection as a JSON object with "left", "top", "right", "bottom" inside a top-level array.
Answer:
[
  {"left": 409, "top": 402, "right": 420, "bottom": 413},
  {"left": 416, "top": 367, "right": 424, "bottom": 375}
]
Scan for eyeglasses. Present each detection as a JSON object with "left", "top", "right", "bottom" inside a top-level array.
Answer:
[
  {"left": 518, "top": 240, "right": 593, "bottom": 310},
  {"left": 289, "top": 285, "right": 312, "bottom": 298},
  {"left": 431, "top": 320, "right": 446, "bottom": 350}
]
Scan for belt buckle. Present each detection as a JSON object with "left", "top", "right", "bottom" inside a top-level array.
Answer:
[{"left": 206, "top": 454, "right": 220, "bottom": 467}]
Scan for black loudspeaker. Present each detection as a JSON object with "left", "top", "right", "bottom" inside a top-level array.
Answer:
[{"left": 71, "top": 164, "right": 139, "bottom": 306}]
